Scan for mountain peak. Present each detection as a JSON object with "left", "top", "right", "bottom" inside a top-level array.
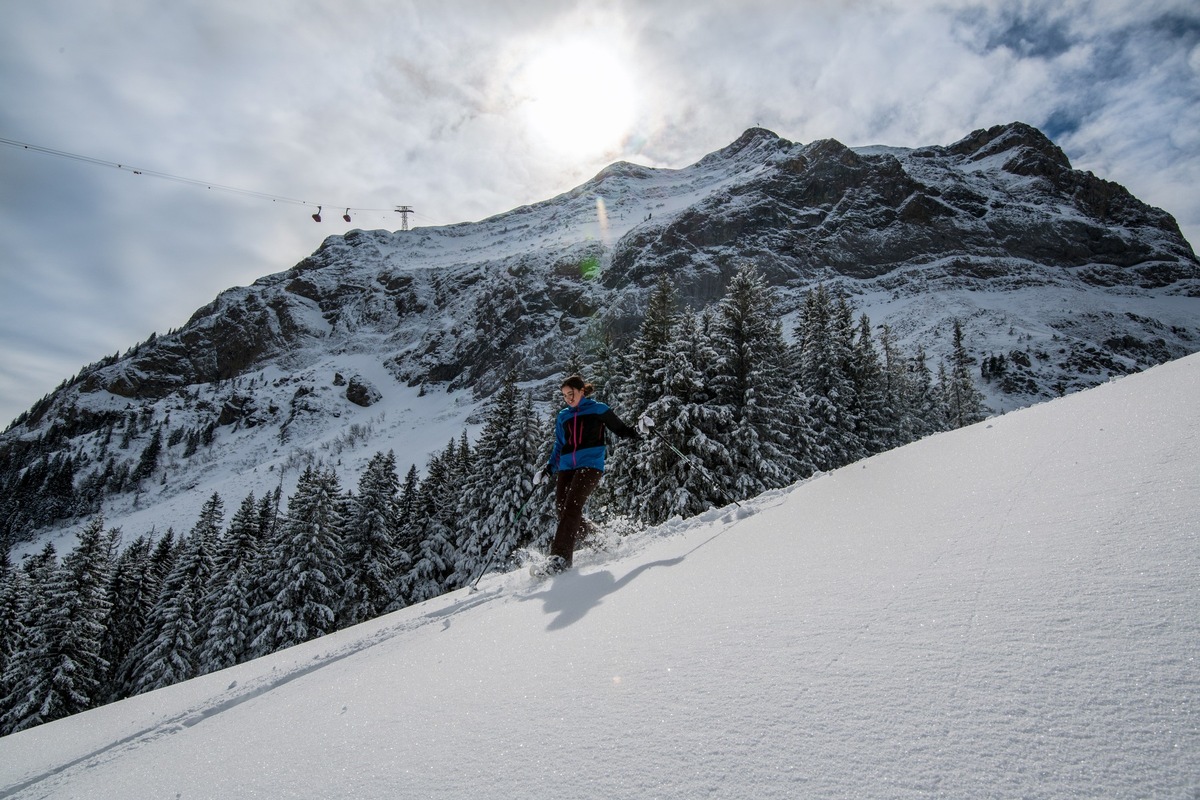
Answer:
[
  {"left": 586, "top": 160, "right": 656, "bottom": 186},
  {"left": 696, "top": 127, "right": 791, "bottom": 167},
  {"left": 948, "top": 120, "right": 1072, "bottom": 174}
]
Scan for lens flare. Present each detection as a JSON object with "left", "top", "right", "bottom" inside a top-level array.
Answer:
[{"left": 596, "top": 196, "right": 610, "bottom": 242}]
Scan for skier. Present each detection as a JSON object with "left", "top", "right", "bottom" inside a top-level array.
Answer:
[{"left": 533, "top": 375, "right": 643, "bottom": 575}]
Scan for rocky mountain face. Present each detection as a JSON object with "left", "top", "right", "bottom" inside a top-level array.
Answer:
[{"left": 3, "top": 121, "right": 1198, "bottom": 541}]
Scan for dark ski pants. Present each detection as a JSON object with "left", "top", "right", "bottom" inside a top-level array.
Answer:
[{"left": 550, "top": 467, "right": 603, "bottom": 566}]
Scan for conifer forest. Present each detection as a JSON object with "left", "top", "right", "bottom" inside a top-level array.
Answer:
[{"left": 0, "top": 269, "right": 987, "bottom": 734}]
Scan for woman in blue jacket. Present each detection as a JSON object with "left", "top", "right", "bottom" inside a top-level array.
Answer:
[{"left": 539, "top": 374, "right": 641, "bottom": 574}]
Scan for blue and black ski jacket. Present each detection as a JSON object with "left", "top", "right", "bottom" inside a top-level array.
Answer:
[{"left": 548, "top": 396, "right": 640, "bottom": 473}]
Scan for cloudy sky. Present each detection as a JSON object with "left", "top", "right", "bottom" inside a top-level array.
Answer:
[{"left": 2, "top": 0, "right": 1198, "bottom": 427}]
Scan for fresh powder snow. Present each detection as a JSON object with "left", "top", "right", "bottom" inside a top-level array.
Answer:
[{"left": 1, "top": 353, "right": 1197, "bottom": 798}]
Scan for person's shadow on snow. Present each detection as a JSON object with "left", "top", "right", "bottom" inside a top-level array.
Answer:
[{"left": 522, "top": 557, "right": 684, "bottom": 631}]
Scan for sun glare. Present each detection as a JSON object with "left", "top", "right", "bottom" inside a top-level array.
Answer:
[{"left": 516, "top": 39, "right": 637, "bottom": 158}]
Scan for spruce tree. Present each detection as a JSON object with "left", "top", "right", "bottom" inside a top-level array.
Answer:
[
  {"left": 132, "top": 426, "right": 163, "bottom": 486},
  {"left": 1, "top": 517, "right": 114, "bottom": 733},
  {"left": 935, "top": 359, "right": 954, "bottom": 430},
  {"left": 708, "top": 265, "right": 808, "bottom": 499},
  {"left": 400, "top": 440, "right": 463, "bottom": 605},
  {"left": 0, "top": 546, "right": 56, "bottom": 733},
  {"left": 589, "top": 330, "right": 626, "bottom": 411},
  {"left": 251, "top": 466, "right": 346, "bottom": 655},
  {"left": 257, "top": 485, "right": 283, "bottom": 546},
  {"left": 606, "top": 275, "right": 680, "bottom": 517},
  {"left": 797, "top": 285, "right": 853, "bottom": 471},
  {"left": 98, "top": 535, "right": 158, "bottom": 701},
  {"left": 341, "top": 452, "right": 406, "bottom": 626},
  {"left": 877, "top": 324, "right": 915, "bottom": 449},
  {"left": 190, "top": 492, "right": 226, "bottom": 551},
  {"left": 124, "top": 519, "right": 214, "bottom": 696},
  {"left": 393, "top": 464, "right": 422, "bottom": 569},
  {"left": 42, "top": 454, "right": 77, "bottom": 523},
  {"left": 148, "top": 527, "right": 179, "bottom": 586},
  {"left": 830, "top": 293, "right": 866, "bottom": 463},
  {"left": 397, "top": 464, "right": 421, "bottom": 536},
  {"left": 198, "top": 492, "right": 264, "bottom": 673},
  {"left": 847, "top": 313, "right": 889, "bottom": 457},
  {"left": 909, "top": 344, "right": 945, "bottom": 438},
  {"left": 0, "top": 546, "right": 19, "bottom": 696},
  {"left": 946, "top": 319, "right": 988, "bottom": 428},
  {"left": 624, "top": 308, "right": 730, "bottom": 522},
  {"left": 626, "top": 274, "right": 679, "bottom": 412},
  {"left": 452, "top": 379, "right": 550, "bottom": 587}
]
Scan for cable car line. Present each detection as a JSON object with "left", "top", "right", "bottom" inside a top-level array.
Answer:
[{"left": 0, "top": 135, "right": 410, "bottom": 222}]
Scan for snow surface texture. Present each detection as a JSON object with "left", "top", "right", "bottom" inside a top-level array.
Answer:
[{"left": 2, "top": 355, "right": 1197, "bottom": 799}]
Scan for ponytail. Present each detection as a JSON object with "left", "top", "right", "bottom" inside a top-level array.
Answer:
[{"left": 561, "top": 374, "right": 594, "bottom": 396}]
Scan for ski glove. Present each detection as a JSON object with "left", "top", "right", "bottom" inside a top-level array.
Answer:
[
  {"left": 533, "top": 466, "right": 549, "bottom": 486},
  {"left": 637, "top": 414, "right": 656, "bottom": 436}
]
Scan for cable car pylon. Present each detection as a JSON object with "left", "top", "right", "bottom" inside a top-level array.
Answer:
[{"left": 394, "top": 205, "right": 413, "bottom": 231}]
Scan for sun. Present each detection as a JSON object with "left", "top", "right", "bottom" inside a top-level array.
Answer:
[{"left": 514, "top": 38, "right": 638, "bottom": 159}]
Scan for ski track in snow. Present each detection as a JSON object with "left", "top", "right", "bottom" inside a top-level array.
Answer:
[
  {"left": 0, "top": 493, "right": 787, "bottom": 797},
  {"left": 0, "top": 586, "right": 502, "bottom": 796},
  {"left": 1, "top": 357, "right": 1198, "bottom": 799}
]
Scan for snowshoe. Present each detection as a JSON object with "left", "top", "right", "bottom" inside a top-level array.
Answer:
[{"left": 530, "top": 555, "right": 569, "bottom": 578}]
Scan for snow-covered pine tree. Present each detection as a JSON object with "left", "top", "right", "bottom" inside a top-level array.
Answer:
[
  {"left": 123, "top": 510, "right": 218, "bottom": 696},
  {"left": 452, "top": 377, "right": 550, "bottom": 587},
  {"left": 563, "top": 350, "right": 588, "bottom": 383},
  {"left": 242, "top": 484, "right": 285, "bottom": 628},
  {"left": 393, "top": 462, "right": 422, "bottom": 587},
  {"left": 190, "top": 492, "right": 225, "bottom": 551},
  {"left": 606, "top": 275, "right": 680, "bottom": 519},
  {"left": 0, "top": 545, "right": 19, "bottom": 695},
  {"left": 451, "top": 378, "right": 517, "bottom": 585},
  {"left": 251, "top": 466, "right": 346, "bottom": 655},
  {"left": 397, "top": 462, "right": 420, "bottom": 521},
  {"left": 588, "top": 329, "right": 626, "bottom": 412},
  {"left": 340, "top": 451, "right": 406, "bottom": 626},
  {"left": 877, "top": 324, "right": 915, "bottom": 450},
  {"left": 625, "top": 308, "right": 731, "bottom": 523},
  {"left": 521, "top": 393, "right": 559, "bottom": 550},
  {"left": 197, "top": 492, "right": 264, "bottom": 674},
  {"left": 97, "top": 535, "right": 159, "bottom": 702},
  {"left": 400, "top": 439, "right": 467, "bottom": 605},
  {"left": 131, "top": 426, "right": 162, "bottom": 486},
  {"left": 830, "top": 293, "right": 867, "bottom": 464},
  {"left": 848, "top": 313, "right": 890, "bottom": 457},
  {"left": 257, "top": 484, "right": 283, "bottom": 544},
  {"left": 946, "top": 318, "right": 988, "bottom": 428},
  {"left": 626, "top": 273, "right": 678, "bottom": 412},
  {"left": 0, "top": 544, "right": 57, "bottom": 714},
  {"left": 709, "top": 265, "right": 809, "bottom": 500},
  {"left": 41, "top": 453, "right": 77, "bottom": 524},
  {"left": 0, "top": 516, "right": 114, "bottom": 734},
  {"left": 909, "top": 344, "right": 946, "bottom": 438},
  {"left": 796, "top": 285, "right": 854, "bottom": 471}
]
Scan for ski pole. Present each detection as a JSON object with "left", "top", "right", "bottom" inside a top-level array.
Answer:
[
  {"left": 648, "top": 427, "right": 742, "bottom": 509},
  {"left": 468, "top": 480, "right": 546, "bottom": 591}
]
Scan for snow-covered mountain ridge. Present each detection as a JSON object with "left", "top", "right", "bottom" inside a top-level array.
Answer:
[
  {"left": 2, "top": 350, "right": 1196, "bottom": 799},
  {"left": 2, "top": 121, "right": 1198, "bottom": 545}
]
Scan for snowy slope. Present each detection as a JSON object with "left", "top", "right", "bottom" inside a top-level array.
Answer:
[{"left": 2, "top": 321, "right": 1198, "bottom": 798}]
